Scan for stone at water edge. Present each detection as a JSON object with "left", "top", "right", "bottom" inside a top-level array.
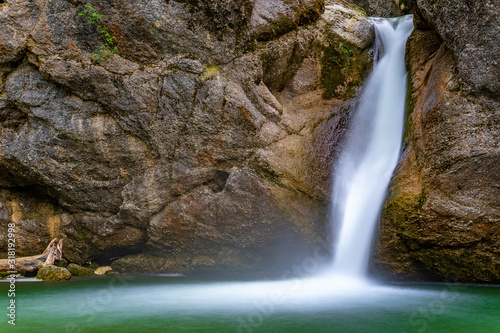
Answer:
[
  {"left": 67, "top": 263, "right": 96, "bottom": 276},
  {"left": 56, "top": 258, "right": 69, "bottom": 268},
  {"left": 94, "top": 266, "right": 113, "bottom": 275},
  {"left": 0, "top": 272, "right": 19, "bottom": 279},
  {"left": 36, "top": 265, "right": 72, "bottom": 282}
]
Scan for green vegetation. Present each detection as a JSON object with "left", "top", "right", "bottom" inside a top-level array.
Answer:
[
  {"left": 36, "top": 265, "right": 71, "bottom": 282},
  {"left": 265, "top": 177, "right": 285, "bottom": 188},
  {"left": 25, "top": 212, "right": 41, "bottom": 219},
  {"left": 258, "top": 17, "right": 296, "bottom": 41},
  {"left": 182, "top": 52, "right": 197, "bottom": 59},
  {"left": 67, "top": 263, "right": 95, "bottom": 276},
  {"left": 78, "top": 5, "right": 118, "bottom": 62},
  {"left": 418, "top": 193, "right": 427, "bottom": 208},
  {"left": 256, "top": 1, "right": 324, "bottom": 41},
  {"left": 339, "top": 41, "right": 354, "bottom": 58},
  {"left": 403, "top": 69, "right": 415, "bottom": 145},
  {"left": 201, "top": 66, "right": 219, "bottom": 82},
  {"left": 243, "top": 39, "right": 258, "bottom": 53},
  {"left": 349, "top": 3, "right": 367, "bottom": 14},
  {"left": 320, "top": 39, "right": 370, "bottom": 99}
]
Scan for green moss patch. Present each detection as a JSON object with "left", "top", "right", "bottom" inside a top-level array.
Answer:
[
  {"left": 67, "top": 263, "right": 95, "bottom": 276},
  {"left": 403, "top": 68, "right": 415, "bottom": 145},
  {"left": 257, "top": 2, "right": 325, "bottom": 42},
  {"left": 320, "top": 37, "right": 372, "bottom": 100},
  {"left": 258, "top": 17, "right": 296, "bottom": 41},
  {"left": 36, "top": 265, "right": 71, "bottom": 282}
]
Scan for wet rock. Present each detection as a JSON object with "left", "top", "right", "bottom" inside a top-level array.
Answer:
[
  {"left": 67, "top": 263, "right": 95, "bottom": 276},
  {"left": 250, "top": 0, "right": 326, "bottom": 41},
  {"left": 322, "top": 1, "right": 373, "bottom": 48},
  {"left": 94, "top": 266, "right": 113, "bottom": 275},
  {"left": 56, "top": 258, "right": 69, "bottom": 268},
  {"left": 36, "top": 265, "right": 71, "bottom": 282},
  {"left": 376, "top": 24, "right": 500, "bottom": 283},
  {"left": 345, "top": 0, "right": 403, "bottom": 17}
]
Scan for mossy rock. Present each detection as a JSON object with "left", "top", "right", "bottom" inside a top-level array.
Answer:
[
  {"left": 0, "top": 272, "right": 12, "bottom": 278},
  {"left": 89, "top": 262, "right": 100, "bottom": 270},
  {"left": 36, "top": 265, "right": 71, "bottom": 282},
  {"left": 67, "top": 263, "right": 96, "bottom": 276},
  {"left": 56, "top": 258, "right": 69, "bottom": 268},
  {"left": 258, "top": 17, "right": 296, "bottom": 41},
  {"left": 320, "top": 38, "right": 372, "bottom": 100}
]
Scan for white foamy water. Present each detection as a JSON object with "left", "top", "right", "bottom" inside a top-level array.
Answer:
[{"left": 329, "top": 15, "right": 414, "bottom": 278}]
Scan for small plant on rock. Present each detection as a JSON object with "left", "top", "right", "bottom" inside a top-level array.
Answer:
[
  {"left": 339, "top": 41, "right": 354, "bottom": 59},
  {"left": 79, "top": 5, "right": 118, "bottom": 62},
  {"left": 201, "top": 66, "right": 219, "bottom": 82}
]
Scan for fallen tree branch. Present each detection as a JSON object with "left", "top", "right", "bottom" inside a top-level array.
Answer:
[{"left": 0, "top": 238, "right": 64, "bottom": 272}]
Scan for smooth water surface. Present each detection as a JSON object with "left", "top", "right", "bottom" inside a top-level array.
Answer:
[{"left": 1, "top": 275, "right": 499, "bottom": 333}]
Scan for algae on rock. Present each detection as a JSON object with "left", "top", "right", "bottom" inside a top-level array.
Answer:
[{"left": 36, "top": 266, "right": 72, "bottom": 282}]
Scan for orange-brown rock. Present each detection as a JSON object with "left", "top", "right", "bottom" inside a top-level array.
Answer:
[{"left": 376, "top": 27, "right": 500, "bottom": 283}]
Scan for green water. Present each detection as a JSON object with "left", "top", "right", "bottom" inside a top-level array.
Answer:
[{"left": 1, "top": 275, "right": 499, "bottom": 333}]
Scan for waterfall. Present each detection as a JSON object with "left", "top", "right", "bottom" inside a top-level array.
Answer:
[{"left": 329, "top": 15, "right": 414, "bottom": 278}]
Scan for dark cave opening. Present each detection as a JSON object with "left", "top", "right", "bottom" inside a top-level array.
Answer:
[
  {"left": 203, "top": 170, "right": 230, "bottom": 193},
  {"left": 91, "top": 247, "right": 144, "bottom": 266}
]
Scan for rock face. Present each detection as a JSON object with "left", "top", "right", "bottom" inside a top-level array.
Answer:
[
  {"left": 0, "top": 0, "right": 374, "bottom": 276},
  {"left": 376, "top": 1, "right": 500, "bottom": 282},
  {"left": 413, "top": 0, "right": 499, "bottom": 97},
  {"left": 36, "top": 265, "right": 71, "bottom": 282},
  {"left": 345, "top": 0, "right": 403, "bottom": 17}
]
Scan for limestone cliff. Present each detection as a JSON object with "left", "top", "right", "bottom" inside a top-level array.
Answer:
[{"left": 0, "top": 0, "right": 373, "bottom": 275}]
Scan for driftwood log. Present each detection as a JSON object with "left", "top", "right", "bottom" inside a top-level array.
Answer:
[{"left": 0, "top": 238, "right": 63, "bottom": 272}]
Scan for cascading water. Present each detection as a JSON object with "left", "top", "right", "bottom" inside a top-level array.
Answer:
[{"left": 329, "top": 15, "right": 414, "bottom": 278}]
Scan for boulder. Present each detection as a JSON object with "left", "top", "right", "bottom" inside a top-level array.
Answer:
[
  {"left": 94, "top": 266, "right": 113, "bottom": 275},
  {"left": 36, "top": 265, "right": 71, "bottom": 282},
  {"left": 67, "top": 263, "right": 95, "bottom": 277}
]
